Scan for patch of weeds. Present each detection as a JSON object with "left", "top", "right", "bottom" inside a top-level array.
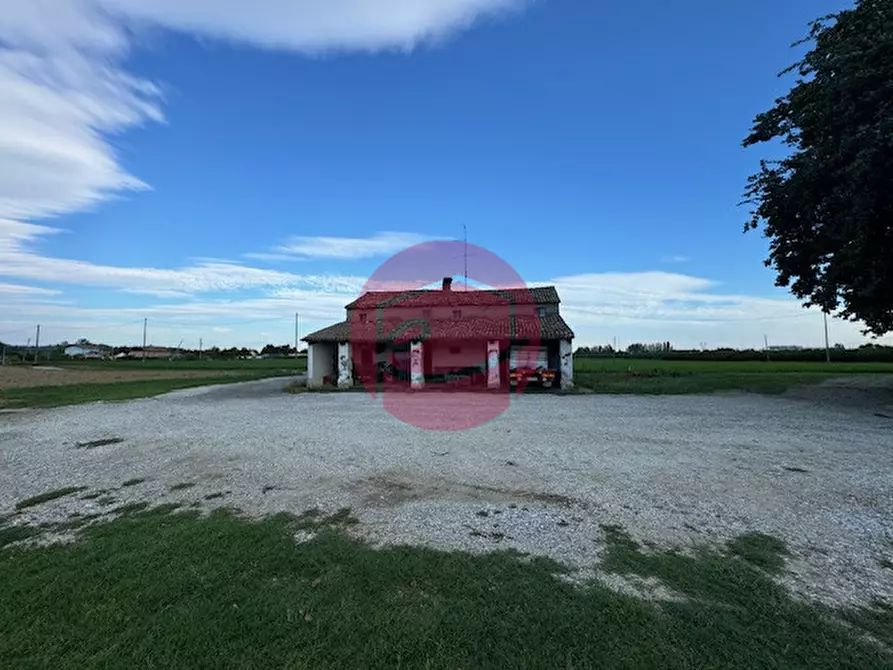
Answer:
[
  {"left": 121, "top": 478, "right": 146, "bottom": 488},
  {"left": 262, "top": 485, "right": 277, "bottom": 494},
  {"left": 96, "top": 496, "right": 118, "bottom": 507},
  {"left": 0, "top": 524, "right": 39, "bottom": 547},
  {"left": 278, "top": 507, "right": 357, "bottom": 533},
  {"left": 117, "top": 502, "right": 150, "bottom": 516},
  {"left": 727, "top": 532, "right": 790, "bottom": 573},
  {"left": 878, "top": 558, "right": 893, "bottom": 570},
  {"left": 16, "top": 486, "right": 87, "bottom": 510},
  {"left": 323, "top": 508, "right": 358, "bottom": 526},
  {"left": 80, "top": 490, "right": 109, "bottom": 500},
  {"left": 169, "top": 482, "right": 196, "bottom": 492},
  {"left": 75, "top": 437, "right": 124, "bottom": 449},
  {"left": 204, "top": 492, "right": 228, "bottom": 501},
  {"left": 137, "top": 503, "right": 183, "bottom": 517},
  {"left": 50, "top": 513, "right": 104, "bottom": 532},
  {"left": 783, "top": 466, "right": 810, "bottom": 473},
  {"left": 840, "top": 601, "right": 893, "bottom": 648}
]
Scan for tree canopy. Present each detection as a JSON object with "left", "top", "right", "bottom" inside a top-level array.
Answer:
[{"left": 742, "top": 0, "right": 893, "bottom": 335}]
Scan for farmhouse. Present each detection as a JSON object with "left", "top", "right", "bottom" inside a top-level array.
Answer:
[
  {"left": 64, "top": 344, "right": 106, "bottom": 359},
  {"left": 302, "top": 278, "right": 575, "bottom": 390}
]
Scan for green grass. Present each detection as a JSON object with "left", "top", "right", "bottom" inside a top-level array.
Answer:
[
  {"left": 0, "top": 524, "right": 38, "bottom": 548},
  {"left": 0, "top": 508, "right": 888, "bottom": 668},
  {"left": 60, "top": 358, "right": 306, "bottom": 372},
  {"left": 0, "top": 373, "right": 288, "bottom": 409},
  {"left": 574, "top": 359, "right": 893, "bottom": 374},
  {"left": 574, "top": 370, "right": 842, "bottom": 395},
  {"left": 570, "top": 359, "right": 893, "bottom": 395},
  {"left": 16, "top": 487, "right": 87, "bottom": 510}
]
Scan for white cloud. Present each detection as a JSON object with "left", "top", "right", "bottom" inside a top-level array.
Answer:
[
  {"left": 0, "top": 0, "right": 524, "bottom": 314},
  {"left": 549, "top": 272, "right": 893, "bottom": 350},
  {"left": 96, "top": 0, "right": 525, "bottom": 53},
  {"left": 274, "top": 232, "right": 430, "bottom": 260},
  {"left": 0, "top": 282, "right": 61, "bottom": 298},
  {"left": 0, "top": 0, "right": 524, "bottom": 225},
  {"left": 661, "top": 255, "right": 690, "bottom": 263}
]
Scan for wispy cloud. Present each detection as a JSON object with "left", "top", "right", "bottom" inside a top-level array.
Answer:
[
  {"left": 0, "top": 0, "right": 525, "bottom": 224},
  {"left": 661, "top": 255, "right": 690, "bottom": 264},
  {"left": 0, "top": 282, "right": 60, "bottom": 297},
  {"left": 272, "top": 232, "right": 430, "bottom": 260},
  {"left": 0, "top": 0, "right": 522, "bottom": 318}
]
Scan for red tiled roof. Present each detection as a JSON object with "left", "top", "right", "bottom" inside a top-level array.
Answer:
[
  {"left": 345, "top": 286, "right": 559, "bottom": 309},
  {"left": 303, "top": 314, "right": 574, "bottom": 343}
]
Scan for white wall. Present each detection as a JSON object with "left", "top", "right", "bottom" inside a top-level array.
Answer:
[{"left": 308, "top": 343, "right": 335, "bottom": 386}]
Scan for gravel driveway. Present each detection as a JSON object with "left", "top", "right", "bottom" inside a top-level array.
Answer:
[{"left": 2, "top": 378, "right": 891, "bottom": 608}]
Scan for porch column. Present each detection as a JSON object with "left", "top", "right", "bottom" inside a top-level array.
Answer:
[
  {"left": 307, "top": 343, "right": 316, "bottom": 383},
  {"left": 337, "top": 341, "right": 353, "bottom": 388},
  {"left": 560, "top": 339, "right": 574, "bottom": 389},
  {"left": 410, "top": 341, "right": 424, "bottom": 390},
  {"left": 487, "top": 340, "right": 501, "bottom": 389}
]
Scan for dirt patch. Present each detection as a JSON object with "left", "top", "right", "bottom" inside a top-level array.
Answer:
[
  {"left": 784, "top": 375, "right": 893, "bottom": 413},
  {"left": 355, "top": 474, "right": 582, "bottom": 509},
  {"left": 0, "top": 366, "right": 246, "bottom": 390}
]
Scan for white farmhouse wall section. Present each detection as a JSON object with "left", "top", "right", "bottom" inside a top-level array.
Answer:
[
  {"left": 560, "top": 339, "right": 574, "bottom": 389},
  {"left": 410, "top": 341, "right": 425, "bottom": 390},
  {"left": 307, "top": 343, "right": 315, "bottom": 382},
  {"left": 308, "top": 343, "right": 335, "bottom": 388},
  {"left": 337, "top": 342, "right": 353, "bottom": 388},
  {"left": 487, "top": 340, "right": 500, "bottom": 389}
]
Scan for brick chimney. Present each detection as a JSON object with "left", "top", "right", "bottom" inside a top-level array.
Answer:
[{"left": 442, "top": 277, "right": 453, "bottom": 291}]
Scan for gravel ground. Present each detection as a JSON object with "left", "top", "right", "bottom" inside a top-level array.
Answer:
[{"left": 1, "top": 378, "right": 891, "bottom": 608}]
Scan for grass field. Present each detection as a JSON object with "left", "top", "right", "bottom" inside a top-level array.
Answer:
[
  {"left": 572, "top": 358, "right": 893, "bottom": 395},
  {"left": 574, "top": 358, "right": 893, "bottom": 374},
  {"left": 0, "top": 375, "right": 281, "bottom": 409},
  {"left": 0, "top": 506, "right": 889, "bottom": 669},
  {"left": 58, "top": 357, "right": 307, "bottom": 372},
  {"left": 0, "top": 359, "right": 305, "bottom": 409}
]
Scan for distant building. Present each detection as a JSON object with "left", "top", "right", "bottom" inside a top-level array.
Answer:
[
  {"left": 64, "top": 344, "right": 105, "bottom": 359},
  {"left": 123, "top": 347, "right": 181, "bottom": 360}
]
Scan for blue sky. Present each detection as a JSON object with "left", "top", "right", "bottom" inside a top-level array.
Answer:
[{"left": 1, "top": 0, "right": 882, "bottom": 350}]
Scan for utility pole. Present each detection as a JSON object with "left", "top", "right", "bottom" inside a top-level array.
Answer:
[
  {"left": 199, "top": 338, "right": 203, "bottom": 360},
  {"left": 34, "top": 324, "right": 40, "bottom": 363},
  {"left": 764, "top": 335, "right": 770, "bottom": 362},
  {"left": 142, "top": 318, "right": 147, "bottom": 363},
  {"left": 823, "top": 312, "right": 831, "bottom": 363},
  {"left": 294, "top": 312, "right": 299, "bottom": 359},
  {"left": 1, "top": 345, "right": 6, "bottom": 365}
]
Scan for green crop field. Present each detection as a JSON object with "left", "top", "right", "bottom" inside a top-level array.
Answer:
[
  {"left": 574, "top": 358, "right": 893, "bottom": 374},
  {"left": 58, "top": 358, "right": 307, "bottom": 372},
  {"left": 571, "top": 358, "right": 893, "bottom": 395}
]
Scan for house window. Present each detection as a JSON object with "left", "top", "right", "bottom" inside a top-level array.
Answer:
[
  {"left": 359, "top": 313, "right": 368, "bottom": 324},
  {"left": 537, "top": 307, "right": 546, "bottom": 318},
  {"left": 452, "top": 309, "right": 462, "bottom": 319}
]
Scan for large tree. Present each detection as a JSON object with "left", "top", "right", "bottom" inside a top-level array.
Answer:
[{"left": 742, "top": 0, "right": 893, "bottom": 335}]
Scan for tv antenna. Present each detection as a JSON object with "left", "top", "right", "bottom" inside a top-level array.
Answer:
[{"left": 463, "top": 223, "right": 468, "bottom": 290}]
